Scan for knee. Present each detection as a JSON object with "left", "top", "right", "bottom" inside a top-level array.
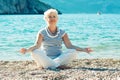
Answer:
[
  {"left": 33, "top": 49, "right": 38, "bottom": 52},
  {"left": 31, "top": 49, "right": 42, "bottom": 56},
  {"left": 31, "top": 49, "right": 42, "bottom": 60},
  {"left": 32, "top": 49, "right": 40, "bottom": 54},
  {"left": 66, "top": 49, "right": 78, "bottom": 57},
  {"left": 66, "top": 49, "right": 77, "bottom": 54},
  {"left": 31, "top": 49, "right": 46, "bottom": 57}
]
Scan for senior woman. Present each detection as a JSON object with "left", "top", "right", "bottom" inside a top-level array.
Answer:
[{"left": 20, "top": 9, "right": 92, "bottom": 69}]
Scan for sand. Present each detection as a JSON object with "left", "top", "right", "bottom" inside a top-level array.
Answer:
[{"left": 0, "top": 59, "right": 120, "bottom": 80}]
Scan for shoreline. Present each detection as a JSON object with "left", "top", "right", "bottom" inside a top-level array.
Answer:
[{"left": 0, "top": 59, "right": 120, "bottom": 80}]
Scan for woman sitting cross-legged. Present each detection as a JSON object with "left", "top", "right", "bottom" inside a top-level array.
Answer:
[{"left": 20, "top": 9, "right": 93, "bottom": 70}]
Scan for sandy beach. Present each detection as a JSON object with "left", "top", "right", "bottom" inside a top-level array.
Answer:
[{"left": 0, "top": 59, "right": 120, "bottom": 80}]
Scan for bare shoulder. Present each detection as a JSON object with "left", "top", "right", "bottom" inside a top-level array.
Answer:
[
  {"left": 38, "top": 34, "right": 43, "bottom": 38},
  {"left": 62, "top": 33, "right": 69, "bottom": 39},
  {"left": 62, "top": 33, "right": 71, "bottom": 42}
]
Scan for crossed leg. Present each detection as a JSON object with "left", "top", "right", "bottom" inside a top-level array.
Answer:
[
  {"left": 53, "top": 49, "right": 78, "bottom": 69},
  {"left": 31, "top": 49, "right": 78, "bottom": 69},
  {"left": 31, "top": 49, "right": 59, "bottom": 69}
]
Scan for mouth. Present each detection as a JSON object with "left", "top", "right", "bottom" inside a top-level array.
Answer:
[{"left": 50, "top": 20, "right": 56, "bottom": 22}]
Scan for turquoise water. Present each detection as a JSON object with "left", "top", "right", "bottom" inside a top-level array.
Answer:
[{"left": 0, "top": 14, "right": 120, "bottom": 60}]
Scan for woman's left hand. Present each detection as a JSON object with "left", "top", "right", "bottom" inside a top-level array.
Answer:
[{"left": 84, "top": 48, "right": 93, "bottom": 53}]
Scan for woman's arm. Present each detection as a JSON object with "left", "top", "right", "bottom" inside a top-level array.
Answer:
[
  {"left": 20, "top": 34, "right": 43, "bottom": 54},
  {"left": 62, "top": 33, "right": 92, "bottom": 53}
]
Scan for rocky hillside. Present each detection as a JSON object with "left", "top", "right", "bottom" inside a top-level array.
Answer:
[
  {"left": 41, "top": 0, "right": 120, "bottom": 14},
  {"left": 0, "top": 0, "right": 61, "bottom": 14}
]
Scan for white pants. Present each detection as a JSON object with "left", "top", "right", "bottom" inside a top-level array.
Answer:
[{"left": 31, "top": 49, "right": 78, "bottom": 68}]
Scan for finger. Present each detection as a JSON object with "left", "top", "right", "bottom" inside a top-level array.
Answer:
[
  {"left": 19, "top": 50, "right": 25, "bottom": 54},
  {"left": 87, "top": 48, "right": 93, "bottom": 52}
]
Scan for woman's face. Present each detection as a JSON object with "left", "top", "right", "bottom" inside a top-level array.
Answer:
[{"left": 45, "top": 12, "right": 58, "bottom": 25}]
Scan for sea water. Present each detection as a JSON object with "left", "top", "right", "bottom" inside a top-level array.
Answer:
[{"left": 0, "top": 14, "right": 120, "bottom": 60}]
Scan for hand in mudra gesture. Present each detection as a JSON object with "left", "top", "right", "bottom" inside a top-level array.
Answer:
[
  {"left": 85, "top": 48, "right": 93, "bottom": 53},
  {"left": 20, "top": 48, "right": 27, "bottom": 54}
]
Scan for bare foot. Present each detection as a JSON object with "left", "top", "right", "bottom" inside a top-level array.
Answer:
[
  {"left": 34, "top": 66, "right": 44, "bottom": 70},
  {"left": 56, "top": 65, "right": 71, "bottom": 70},
  {"left": 34, "top": 62, "right": 44, "bottom": 70},
  {"left": 37, "top": 66, "right": 44, "bottom": 70}
]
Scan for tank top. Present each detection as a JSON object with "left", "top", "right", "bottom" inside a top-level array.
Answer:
[{"left": 39, "top": 27, "right": 66, "bottom": 58}]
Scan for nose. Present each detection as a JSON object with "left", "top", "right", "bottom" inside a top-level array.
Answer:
[{"left": 50, "top": 17, "right": 55, "bottom": 19}]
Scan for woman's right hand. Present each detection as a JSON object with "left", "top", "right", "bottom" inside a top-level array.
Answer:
[{"left": 20, "top": 48, "right": 27, "bottom": 54}]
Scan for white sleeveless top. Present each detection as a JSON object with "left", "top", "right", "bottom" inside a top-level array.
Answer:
[{"left": 39, "top": 27, "right": 66, "bottom": 58}]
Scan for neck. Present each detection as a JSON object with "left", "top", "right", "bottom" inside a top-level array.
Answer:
[{"left": 47, "top": 25, "right": 57, "bottom": 33}]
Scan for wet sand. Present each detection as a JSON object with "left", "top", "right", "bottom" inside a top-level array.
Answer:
[{"left": 0, "top": 59, "right": 120, "bottom": 80}]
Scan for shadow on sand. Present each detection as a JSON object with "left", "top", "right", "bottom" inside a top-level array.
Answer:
[{"left": 74, "top": 67, "right": 120, "bottom": 71}]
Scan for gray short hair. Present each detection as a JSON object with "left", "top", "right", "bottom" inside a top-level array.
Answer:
[{"left": 43, "top": 9, "right": 58, "bottom": 20}]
